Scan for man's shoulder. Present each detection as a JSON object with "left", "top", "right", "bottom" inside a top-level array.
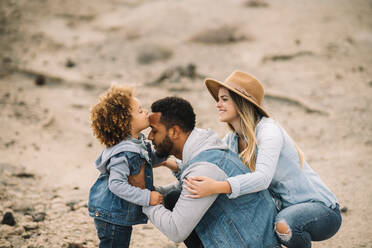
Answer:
[{"left": 182, "top": 160, "right": 226, "bottom": 180}]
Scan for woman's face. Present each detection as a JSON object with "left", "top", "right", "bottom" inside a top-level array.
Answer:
[{"left": 216, "top": 87, "right": 239, "bottom": 124}]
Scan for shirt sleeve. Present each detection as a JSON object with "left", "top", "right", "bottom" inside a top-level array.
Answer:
[
  {"left": 143, "top": 162, "right": 227, "bottom": 243},
  {"left": 107, "top": 156, "right": 151, "bottom": 206},
  {"left": 155, "top": 181, "right": 180, "bottom": 195},
  {"left": 227, "top": 122, "right": 284, "bottom": 199}
]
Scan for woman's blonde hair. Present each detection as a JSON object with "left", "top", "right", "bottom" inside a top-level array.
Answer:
[{"left": 228, "top": 90, "right": 304, "bottom": 171}]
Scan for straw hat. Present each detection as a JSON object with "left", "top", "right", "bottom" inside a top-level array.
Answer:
[{"left": 205, "top": 70, "right": 269, "bottom": 117}]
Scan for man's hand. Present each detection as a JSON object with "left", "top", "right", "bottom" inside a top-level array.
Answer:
[
  {"left": 128, "top": 164, "right": 146, "bottom": 189},
  {"left": 155, "top": 158, "right": 179, "bottom": 172},
  {"left": 149, "top": 191, "right": 163, "bottom": 205}
]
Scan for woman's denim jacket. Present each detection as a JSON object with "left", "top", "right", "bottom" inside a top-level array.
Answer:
[
  {"left": 88, "top": 134, "right": 164, "bottom": 226},
  {"left": 224, "top": 117, "right": 338, "bottom": 210}
]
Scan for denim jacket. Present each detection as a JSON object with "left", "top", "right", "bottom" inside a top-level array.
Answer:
[
  {"left": 143, "top": 128, "right": 279, "bottom": 247},
  {"left": 184, "top": 148, "right": 279, "bottom": 248},
  {"left": 88, "top": 134, "right": 164, "bottom": 226},
  {"left": 224, "top": 117, "right": 339, "bottom": 210}
]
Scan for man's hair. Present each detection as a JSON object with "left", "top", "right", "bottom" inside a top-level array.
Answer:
[
  {"left": 151, "top": 97, "right": 195, "bottom": 132},
  {"left": 90, "top": 84, "right": 133, "bottom": 148}
]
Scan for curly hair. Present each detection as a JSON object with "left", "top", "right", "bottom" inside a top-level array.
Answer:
[
  {"left": 151, "top": 97, "right": 195, "bottom": 132},
  {"left": 90, "top": 84, "right": 134, "bottom": 148}
]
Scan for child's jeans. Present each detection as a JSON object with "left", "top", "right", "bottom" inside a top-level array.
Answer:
[
  {"left": 275, "top": 202, "right": 342, "bottom": 248},
  {"left": 94, "top": 218, "right": 132, "bottom": 248}
]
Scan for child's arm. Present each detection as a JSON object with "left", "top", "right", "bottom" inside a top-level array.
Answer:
[{"left": 108, "top": 156, "right": 160, "bottom": 206}]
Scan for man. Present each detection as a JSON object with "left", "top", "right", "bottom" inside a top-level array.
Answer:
[{"left": 143, "top": 97, "right": 279, "bottom": 248}]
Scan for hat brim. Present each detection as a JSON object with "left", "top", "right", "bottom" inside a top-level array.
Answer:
[{"left": 205, "top": 78, "right": 270, "bottom": 117}]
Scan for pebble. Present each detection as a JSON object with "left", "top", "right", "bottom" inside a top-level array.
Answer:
[
  {"left": 0, "top": 239, "right": 11, "bottom": 248},
  {"left": 32, "top": 212, "right": 46, "bottom": 222},
  {"left": 23, "top": 222, "right": 39, "bottom": 231},
  {"left": 340, "top": 206, "right": 348, "bottom": 213}
]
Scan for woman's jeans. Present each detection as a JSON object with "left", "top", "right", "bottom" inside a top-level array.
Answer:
[
  {"left": 94, "top": 218, "right": 133, "bottom": 248},
  {"left": 275, "top": 202, "right": 342, "bottom": 248}
]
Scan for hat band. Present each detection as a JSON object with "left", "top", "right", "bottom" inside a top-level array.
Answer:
[{"left": 227, "top": 82, "right": 259, "bottom": 104}]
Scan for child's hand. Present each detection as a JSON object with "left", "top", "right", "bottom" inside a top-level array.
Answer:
[
  {"left": 156, "top": 158, "right": 178, "bottom": 172},
  {"left": 149, "top": 191, "right": 163, "bottom": 205}
]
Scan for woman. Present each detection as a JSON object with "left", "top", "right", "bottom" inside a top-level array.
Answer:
[{"left": 183, "top": 70, "right": 342, "bottom": 248}]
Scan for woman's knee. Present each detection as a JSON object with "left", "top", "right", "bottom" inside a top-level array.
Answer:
[{"left": 275, "top": 220, "right": 292, "bottom": 242}]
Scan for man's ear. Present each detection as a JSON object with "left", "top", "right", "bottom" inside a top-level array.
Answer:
[{"left": 168, "top": 125, "right": 182, "bottom": 139}]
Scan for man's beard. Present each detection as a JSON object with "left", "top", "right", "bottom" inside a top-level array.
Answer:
[{"left": 155, "top": 135, "right": 174, "bottom": 157}]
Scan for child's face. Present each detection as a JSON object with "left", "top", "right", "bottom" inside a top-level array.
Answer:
[{"left": 131, "top": 98, "right": 150, "bottom": 134}]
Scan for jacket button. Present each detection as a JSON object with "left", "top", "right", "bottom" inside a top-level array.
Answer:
[{"left": 95, "top": 211, "right": 100, "bottom": 217}]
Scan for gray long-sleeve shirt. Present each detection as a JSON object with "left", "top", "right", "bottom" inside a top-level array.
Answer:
[
  {"left": 225, "top": 117, "right": 338, "bottom": 209},
  {"left": 143, "top": 128, "right": 228, "bottom": 242}
]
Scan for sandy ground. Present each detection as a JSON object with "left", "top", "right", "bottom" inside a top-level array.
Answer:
[{"left": 0, "top": 0, "right": 372, "bottom": 247}]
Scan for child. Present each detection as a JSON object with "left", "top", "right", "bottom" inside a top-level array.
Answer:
[{"left": 88, "top": 84, "right": 165, "bottom": 248}]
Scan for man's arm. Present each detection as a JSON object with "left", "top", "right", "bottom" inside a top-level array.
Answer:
[{"left": 143, "top": 162, "right": 227, "bottom": 243}]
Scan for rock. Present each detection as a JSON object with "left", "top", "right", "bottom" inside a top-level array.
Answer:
[
  {"left": 32, "top": 212, "right": 46, "bottom": 222},
  {"left": 1, "top": 211, "right": 16, "bottom": 226},
  {"left": 23, "top": 222, "right": 39, "bottom": 231},
  {"left": 340, "top": 206, "right": 348, "bottom": 213},
  {"left": 66, "top": 201, "right": 79, "bottom": 211},
  {"left": 245, "top": 0, "right": 269, "bottom": 7},
  {"left": 191, "top": 26, "right": 248, "bottom": 44},
  {"left": 23, "top": 233, "right": 31, "bottom": 239},
  {"left": 11, "top": 226, "right": 24, "bottom": 235},
  {"left": 2, "top": 57, "right": 12, "bottom": 63},
  {"left": 335, "top": 73, "right": 343, "bottom": 80},
  {"left": 65, "top": 59, "right": 76, "bottom": 68},
  {"left": 137, "top": 45, "right": 173, "bottom": 65},
  {"left": 0, "top": 224, "right": 14, "bottom": 237},
  {"left": 147, "top": 63, "right": 205, "bottom": 85},
  {"left": 13, "top": 172, "right": 35, "bottom": 178},
  {"left": 67, "top": 243, "right": 85, "bottom": 248},
  {"left": 0, "top": 239, "right": 11, "bottom": 248},
  {"left": 34, "top": 75, "right": 46, "bottom": 86}
]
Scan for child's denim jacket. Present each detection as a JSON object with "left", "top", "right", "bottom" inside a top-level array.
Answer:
[{"left": 88, "top": 133, "right": 164, "bottom": 226}]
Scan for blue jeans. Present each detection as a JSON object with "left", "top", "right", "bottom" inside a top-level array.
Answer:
[
  {"left": 275, "top": 202, "right": 342, "bottom": 248},
  {"left": 94, "top": 218, "right": 132, "bottom": 248}
]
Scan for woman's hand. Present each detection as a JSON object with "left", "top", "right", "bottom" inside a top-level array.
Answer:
[{"left": 183, "top": 176, "right": 231, "bottom": 198}]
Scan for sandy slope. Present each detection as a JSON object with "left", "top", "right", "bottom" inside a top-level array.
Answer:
[{"left": 0, "top": 0, "right": 371, "bottom": 247}]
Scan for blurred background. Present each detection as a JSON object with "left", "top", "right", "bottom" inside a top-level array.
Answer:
[{"left": 0, "top": 0, "right": 371, "bottom": 247}]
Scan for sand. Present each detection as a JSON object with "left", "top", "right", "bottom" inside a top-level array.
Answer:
[{"left": 0, "top": 0, "right": 371, "bottom": 247}]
